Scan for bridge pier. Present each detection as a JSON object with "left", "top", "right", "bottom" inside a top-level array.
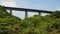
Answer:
[
  {"left": 25, "top": 10, "right": 28, "bottom": 18},
  {"left": 10, "top": 9, "right": 12, "bottom": 15},
  {"left": 38, "top": 12, "right": 41, "bottom": 16}
]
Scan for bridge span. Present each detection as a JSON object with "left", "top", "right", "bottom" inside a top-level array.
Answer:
[{"left": 5, "top": 7, "right": 54, "bottom": 18}]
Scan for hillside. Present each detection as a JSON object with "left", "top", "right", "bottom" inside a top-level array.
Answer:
[{"left": 0, "top": 5, "right": 60, "bottom": 34}]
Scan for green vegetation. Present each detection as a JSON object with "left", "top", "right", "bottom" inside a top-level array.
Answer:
[{"left": 0, "top": 5, "right": 60, "bottom": 34}]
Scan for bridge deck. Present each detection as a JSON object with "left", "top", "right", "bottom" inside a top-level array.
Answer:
[
  {"left": 5, "top": 7, "right": 54, "bottom": 13},
  {"left": 5, "top": 7, "right": 54, "bottom": 18}
]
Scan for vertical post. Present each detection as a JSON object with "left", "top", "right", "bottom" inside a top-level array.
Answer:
[
  {"left": 10, "top": 9, "right": 12, "bottom": 15},
  {"left": 25, "top": 10, "right": 28, "bottom": 18},
  {"left": 39, "top": 11, "right": 41, "bottom": 16}
]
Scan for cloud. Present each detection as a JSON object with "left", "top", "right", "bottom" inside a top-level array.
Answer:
[
  {"left": 55, "top": 8, "right": 60, "bottom": 11},
  {"left": 1, "top": 0, "right": 16, "bottom": 7}
]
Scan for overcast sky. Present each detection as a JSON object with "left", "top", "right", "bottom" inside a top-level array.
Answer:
[{"left": 0, "top": 0, "right": 60, "bottom": 19}]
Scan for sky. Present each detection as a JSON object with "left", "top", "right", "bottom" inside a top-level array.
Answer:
[{"left": 0, "top": 0, "right": 60, "bottom": 19}]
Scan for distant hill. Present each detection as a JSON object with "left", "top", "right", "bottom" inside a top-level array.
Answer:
[{"left": 0, "top": 5, "right": 60, "bottom": 34}]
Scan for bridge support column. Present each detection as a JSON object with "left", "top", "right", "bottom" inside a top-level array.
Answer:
[
  {"left": 39, "top": 12, "right": 41, "bottom": 16},
  {"left": 10, "top": 9, "right": 12, "bottom": 15},
  {"left": 25, "top": 10, "right": 28, "bottom": 18}
]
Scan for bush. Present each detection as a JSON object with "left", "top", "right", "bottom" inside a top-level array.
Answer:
[{"left": 0, "top": 5, "right": 60, "bottom": 34}]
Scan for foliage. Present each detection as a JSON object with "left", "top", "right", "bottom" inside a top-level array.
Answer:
[{"left": 0, "top": 5, "right": 60, "bottom": 34}]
